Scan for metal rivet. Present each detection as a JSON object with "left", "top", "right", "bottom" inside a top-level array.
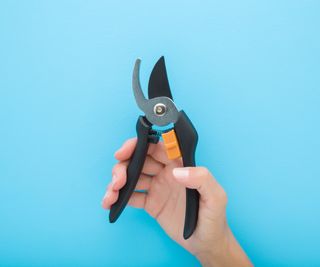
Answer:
[{"left": 154, "top": 103, "right": 166, "bottom": 116}]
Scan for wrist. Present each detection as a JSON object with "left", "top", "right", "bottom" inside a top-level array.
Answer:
[
  {"left": 195, "top": 228, "right": 229, "bottom": 267},
  {"left": 196, "top": 228, "right": 252, "bottom": 267}
]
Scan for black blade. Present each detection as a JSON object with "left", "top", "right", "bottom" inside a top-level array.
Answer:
[{"left": 148, "top": 56, "right": 173, "bottom": 100}]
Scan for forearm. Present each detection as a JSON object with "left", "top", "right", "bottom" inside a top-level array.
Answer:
[{"left": 196, "top": 228, "right": 253, "bottom": 267}]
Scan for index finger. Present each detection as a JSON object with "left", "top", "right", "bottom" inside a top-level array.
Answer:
[{"left": 114, "top": 138, "right": 170, "bottom": 165}]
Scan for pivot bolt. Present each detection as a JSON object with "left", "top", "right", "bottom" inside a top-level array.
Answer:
[{"left": 154, "top": 103, "right": 166, "bottom": 116}]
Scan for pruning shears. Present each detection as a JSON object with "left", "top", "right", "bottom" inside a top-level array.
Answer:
[{"left": 109, "top": 56, "right": 199, "bottom": 239}]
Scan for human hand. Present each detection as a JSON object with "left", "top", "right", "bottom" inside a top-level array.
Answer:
[{"left": 102, "top": 138, "right": 252, "bottom": 267}]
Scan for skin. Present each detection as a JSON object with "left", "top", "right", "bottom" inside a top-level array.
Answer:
[{"left": 102, "top": 138, "right": 253, "bottom": 267}]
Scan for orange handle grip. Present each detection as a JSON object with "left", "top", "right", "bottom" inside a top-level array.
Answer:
[{"left": 162, "top": 129, "right": 181, "bottom": 160}]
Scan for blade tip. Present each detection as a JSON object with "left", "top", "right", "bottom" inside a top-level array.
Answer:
[{"left": 159, "top": 55, "right": 165, "bottom": 62}]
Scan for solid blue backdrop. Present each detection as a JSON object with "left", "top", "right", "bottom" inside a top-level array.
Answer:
[{"left": 0, "top": 1, "right": 319, "bottom": 266}]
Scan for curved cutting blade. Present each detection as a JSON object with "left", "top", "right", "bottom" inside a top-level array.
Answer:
[
  {"left": 148, "top": 56, "right": 173, "bottom": 100},
  {"left": 132, "top": 58, "right": 148, "bottom": 112}
]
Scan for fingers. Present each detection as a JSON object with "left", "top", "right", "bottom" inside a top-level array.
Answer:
[
  {"left": 148, "top": 142, "right": 171, "bottom": 165},
  {"left": 112, "top": 155, "right": 162, "bottom": 184},
  {"left": 135, "top": 174, "right": 152, "bottom": 191},
  {"left": 128, "top": 192, "right": 146, "bottom": 209},
  {"left": 114, "top": 138, "right": 170, "bottom": 165},
  {"left": 101, "top": 174, "right": 151, "bottom": 209},
  {"left": 172, "top": 167, "right": 227, "bottom": 205},
  {"left": 114, "top": 138, "right": 137, "bottom": 161},
  {"left": 111, "top": 162, "right": 128, "bottom": 190},
  {"left": 142, "top": 156, "right": 163, "bottom": 176},
  {"left": 101, "top": 185, "right": 118, "bottom": 209},
  {"left": 103, "top": 144, "right": 161, "bottom": 210}
]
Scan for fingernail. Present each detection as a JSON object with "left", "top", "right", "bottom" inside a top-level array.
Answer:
[
  {"left": 102, "top": 190, "right": 110, "bottom": 201},
  {"left": 111, "top": 174, "right": 118, "bottom": 188},
  {"left": 173, "top": 168, "right": 190, "bottom": 180}
]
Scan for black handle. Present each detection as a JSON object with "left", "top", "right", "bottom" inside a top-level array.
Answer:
[
  {"left": 174, "top": 110, "right": 199, "bottom": 239},
  {"left": 109, "top": 116, "right": 152, "bottom": 223}
]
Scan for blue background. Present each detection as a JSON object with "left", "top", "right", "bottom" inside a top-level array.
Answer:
[{"left": 0, "top": 1, "right": 319, "bottom": 266}]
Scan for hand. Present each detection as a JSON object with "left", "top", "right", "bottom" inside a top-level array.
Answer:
[{"left": 102, "top": 138, "right": 252, "bottom": 267}]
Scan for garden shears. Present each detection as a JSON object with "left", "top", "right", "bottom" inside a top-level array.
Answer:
[{"left": 109, "top": 56, "right": 199, "bottom": 239}]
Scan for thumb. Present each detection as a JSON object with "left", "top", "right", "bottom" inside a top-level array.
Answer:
[{"left": 172, "top": 167, "right": 227, "bottom": 205}]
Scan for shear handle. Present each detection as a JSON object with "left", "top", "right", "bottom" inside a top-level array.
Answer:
[
  {"left": 109, "top": 116, "right": 151, "bottom": 223},
  {"left": 174, "top": 110, "right": 199, "bottom": 239}
]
